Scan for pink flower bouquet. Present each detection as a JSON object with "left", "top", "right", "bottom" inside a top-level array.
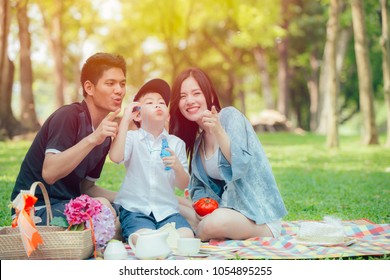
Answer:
[
  {"left": 53, "top": 195, "right": 115, "bottom": 248},
  {"left": 65, "top": 194, "right": 102, "bottom": 225},
  {"left": 86, "top": 204, "right": 116, "bottom": 248}
]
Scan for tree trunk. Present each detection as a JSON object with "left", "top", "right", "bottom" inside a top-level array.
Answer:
[
  {"left": 0, "top": 0, "right": 24, "bottom": 139},
  {"left": 351, "top": 0, "right": 379, "bottom": 145},
  {"left": 316, "top": 37, "right": 331, "bottom": 134},
  {"left": 16, "top": 0, "right": 40, "bottom": 131},
  {"left": 201, "top": 30, "right": 236, "bottom": 107},
  {"left": 277, "top": 14, "right": 289, "bottom": 117},
  {"left": 238, "top": 87, "right": 246, "bottom": 114},
  {"left": 277, "top": 1, "right": 289, "bottom": 117},
  {"left": 380, "top": 0, "right": 390, "bottom": 147},
  {"left": 277, "top": 40, "right": 289, "bottom": 117},
  {"left": 0, "top": 0, "right": 11, "bottom": 119},
  {"left": 336, "top": 28, "right": 352, "bottom": 77},
  {"left": 225, "top": 71, "right": 235, "bottom": 107},
  {"left": 0, "top": 58, "right": 24, "bottom": 139},
  {"left": 72, "top": 57, "right": 81, "bottom": 102},
  {"left": 39, "top": 0, "right": 65, "bottom": 109},
  {"left": 317, "top": 26, "right": 351, "bottom": 134},
  {"left": 326, "top": 0, "right": 340, "bottom": 148},
  {"left": 308, "top": 52, "right": 320, "bottom": 131},
  {"left": 253, "top": 46, "right": 275, "bottom": 109},
  {"left": 51, "top": 5, "right": 65, "bottom": 108}
]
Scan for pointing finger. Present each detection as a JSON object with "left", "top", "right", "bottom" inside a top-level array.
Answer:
[{"left": 106, "top": 108, "right": 121, "bottom": 121}]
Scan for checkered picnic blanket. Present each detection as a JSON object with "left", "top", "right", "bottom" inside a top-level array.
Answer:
[{"left": 121, "top": 219, "right": 390, "bottom": 260}]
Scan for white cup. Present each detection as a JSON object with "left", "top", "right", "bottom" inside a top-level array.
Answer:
[
  {"left": 177, "top": 238, "right": 201, "bottom": 255},
  {"left": 104, "top": 240, "right": 128, "bottom": 260}
]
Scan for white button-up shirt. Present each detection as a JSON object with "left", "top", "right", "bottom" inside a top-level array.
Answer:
[{"left": 114, "top": 129, "right": 189, "bottom": 222}]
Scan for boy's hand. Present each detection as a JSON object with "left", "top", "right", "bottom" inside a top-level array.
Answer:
[
  {"left": 123, "top": 102, "right": 141, "bottom": 121},
  {"left": 161, "top": 148, "right": 181, "bottom": 171}
]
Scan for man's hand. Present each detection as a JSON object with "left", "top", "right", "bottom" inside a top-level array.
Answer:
[{"left": 90, "top": 109, "right": 121, "bottom": 145}]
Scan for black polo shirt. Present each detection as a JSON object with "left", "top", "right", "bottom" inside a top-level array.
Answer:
[{"left": 11, "top": 101, "right": 111, "bottom": 207}]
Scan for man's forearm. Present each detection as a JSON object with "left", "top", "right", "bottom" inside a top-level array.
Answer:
[
  {"left": 81, "top": 182, "right": 117, "bottom": 203},
  {"left": 42, "top": 136, "right": 98, "bottom": 184}
]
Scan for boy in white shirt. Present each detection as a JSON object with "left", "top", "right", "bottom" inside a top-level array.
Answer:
[{"left": 109, "top": 79, "right": 194, "bottom": 243}]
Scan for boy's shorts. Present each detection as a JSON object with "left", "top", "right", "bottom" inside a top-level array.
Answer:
[{"left": 119, "top": 207, "right": 193, "bottom": 242}]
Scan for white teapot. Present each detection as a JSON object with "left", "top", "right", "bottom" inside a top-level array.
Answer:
[{"left": 129, "top": 231, "right": 171, "bottom": 260}]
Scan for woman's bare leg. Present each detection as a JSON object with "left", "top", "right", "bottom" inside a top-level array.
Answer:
[
  {"left": 177, "top": 196, "right": 200, "bottom": 232},
  {"left": 196, "top": 208, "right": 273, "bottom": 241}
]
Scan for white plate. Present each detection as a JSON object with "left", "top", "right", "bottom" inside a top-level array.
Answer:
[
  {"left": 294, "top": 237, "right": 356, "bottom": 247},
  {"left": 199, "top": 245, "right": 239, "bottom": 253},
  {"left": 172, "top": 252, "right": 210, "bottom": 258}
]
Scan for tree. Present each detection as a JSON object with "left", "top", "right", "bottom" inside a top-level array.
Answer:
[
  {"left": 3, "top": 0, "right": 385, "bottom": 140},
  {"left": 232, "top": 0, "right": 283, "bottom": 111},
  {"left": 37, "top": 0, "right": 65, "bottom": 109},
  {"left": 253, "top": 46, "right": 274, "bottom": 109},
  {"left": 16, "top": 0, "right": 40, "bottom": 132},
  {"left": 277, "top": 0, "right": 289, "bottom": 118},
  {"left": 316, "top": 3, "right": 351, "bottom": 134},
  {"left": 380, "top": 0, "right": 390, "bottom": 147},
  {"left": 326, "top": 0, "right": 341, "bottom": 148},
  {"left": 288, "top": 1, "right": 328, "bottom": 131},
  {"left": 0, "top": 0, "right": 23, "bottom": 139},
  {"left": 351, "top": 0, "right": 379, "bottom": 145}
]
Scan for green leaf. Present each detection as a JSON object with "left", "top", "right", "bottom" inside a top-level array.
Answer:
[
  {"left": 50, "top": 216, "right": 69, "bottom": 228},
  {"left": 69, "top": 223, "right": 85, "bottom": 231}
]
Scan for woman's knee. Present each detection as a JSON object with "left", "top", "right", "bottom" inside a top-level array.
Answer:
[
  {"left": 178, "top": 227, "right": 195, "bottom": 238},
  {"left": 94, "top": 196, "right": 110, "bottom": 206},
  {"left": 196, "top": 210, "right": 229, "bottom": 240},
  {"left": 94, "top": 197, "right": 116, "bottom": 216}
]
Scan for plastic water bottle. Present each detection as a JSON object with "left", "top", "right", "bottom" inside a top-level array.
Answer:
[{"left": 160, "top": 138, "right": 171, "bottom": 170}]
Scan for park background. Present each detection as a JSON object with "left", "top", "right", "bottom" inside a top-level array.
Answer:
[{"left": 0, "top": 0, "right": 389, "bottom": 259}]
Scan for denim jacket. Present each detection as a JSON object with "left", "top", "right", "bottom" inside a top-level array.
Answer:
[{"left": 189, "top": 107, "right": 287, "bottom": 224}]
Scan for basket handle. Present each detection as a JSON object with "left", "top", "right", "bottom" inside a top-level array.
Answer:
[{"left": 29, "top": 181, "right": 53, "bottom": 226}]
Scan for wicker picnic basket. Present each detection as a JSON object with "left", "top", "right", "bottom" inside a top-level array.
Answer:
[{"left": 0, "top": 181, "right": 94, "bottom": 260}]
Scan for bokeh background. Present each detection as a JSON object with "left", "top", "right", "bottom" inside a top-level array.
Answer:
[{"left": 1, "top": 0, "right": 389, "bottom": 148}]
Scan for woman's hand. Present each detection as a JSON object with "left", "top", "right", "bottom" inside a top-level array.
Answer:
[
  {"left": 201, "top": 106, "right": 223, "bottom": 135},
  {"left": 201, "top": 106, "right": 232, "bottom": 163}
]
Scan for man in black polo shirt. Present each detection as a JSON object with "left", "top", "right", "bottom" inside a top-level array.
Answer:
[{"left": 11, "top": 52, "right": 126, "bottom": 226}]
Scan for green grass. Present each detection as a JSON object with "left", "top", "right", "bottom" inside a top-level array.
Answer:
[
  {"left": 1, "top": 133, "right": 389, "bottom": 259},
  {"left": 1, "top": 133, "right": 389, "bottom": 225},
  {"left": 260, "top": 133, "right": 390, "bottom": 224}
]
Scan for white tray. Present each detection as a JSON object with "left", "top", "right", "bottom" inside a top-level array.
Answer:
[{"left": 294, "top": 236, "right": 356, "bottom": 247}]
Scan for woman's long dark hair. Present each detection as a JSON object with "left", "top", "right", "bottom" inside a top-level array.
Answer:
[{"left": 169, "top": 68, "right": 221, "bottom": 171}]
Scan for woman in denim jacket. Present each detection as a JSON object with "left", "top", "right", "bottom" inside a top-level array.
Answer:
[{"left": 170, "top": 67, "right": 287, "bottom": 241}]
